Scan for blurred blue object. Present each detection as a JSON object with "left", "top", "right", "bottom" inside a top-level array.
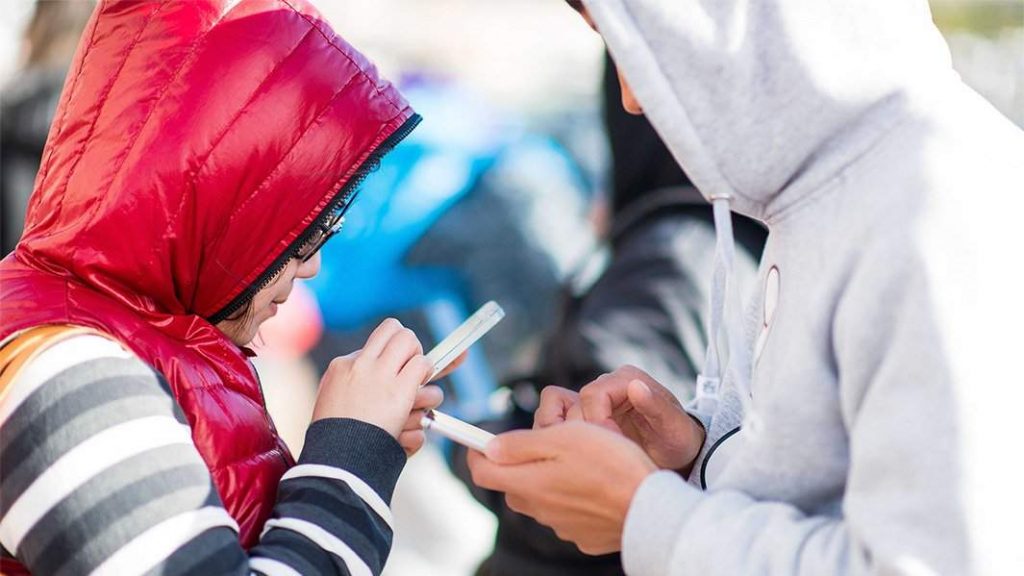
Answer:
[
  {"left": 309, "top": 84, "right": 499, "bottom": 328},
  {"left": 307, "top": 80, "right": 594, "bottom": 422}
]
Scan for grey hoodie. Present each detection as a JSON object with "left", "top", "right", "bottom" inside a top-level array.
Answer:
[{"left": 582, "top": 0, "right": 1024, "bottom": 574}]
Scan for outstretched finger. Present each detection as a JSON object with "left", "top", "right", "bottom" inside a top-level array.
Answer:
[
  {"left": 485, "top": 428, "right": 560, "bottom": 465},
  {"left": 467, "top": 448, "right": 542, "bottom": 494}
]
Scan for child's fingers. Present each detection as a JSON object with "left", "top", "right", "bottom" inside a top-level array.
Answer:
[
  {"left": 362, "top": 318, "right": 404, "bottom": 358},
  {"left": 398, "top": 430, "right": 426, "bottom": 457},
  {"left": 399, "top": 355, "right": 434, "bottom": 388},
  {"left": 412, "top": 385, "right": 444, "bottom": 411},
  {"left": 380, "top": 327, "right": 423, "bottom": 372}
]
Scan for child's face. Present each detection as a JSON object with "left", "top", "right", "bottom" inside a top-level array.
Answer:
[
  {"left": 571, "top": 2, "right": 643, "bottom": 115},
  {"left": 215, "top": 252, "right": 321, "bottom": 346}
]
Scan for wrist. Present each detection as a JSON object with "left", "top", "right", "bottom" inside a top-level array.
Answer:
[
  {"left": 675, "top": 412, "right": 706, "bottom": 477},
  {"left": 622, "top": 471, "right": 701, "bottom": 575},
  {"left": 613, "top": 453, "right": 658, "bottom": 538},
  {"left": 312, "top": 407, "right": 402, "bottom": 439},
  {"left": 299, "top": 418, "right": 407, "bottom": 501}
]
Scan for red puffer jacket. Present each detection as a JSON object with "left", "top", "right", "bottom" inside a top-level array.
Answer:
[{"left": 0, "top": 0, "right": 418, "bottom": 572}]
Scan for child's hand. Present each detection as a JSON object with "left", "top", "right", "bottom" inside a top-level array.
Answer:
[
  {"left": 312, "top": 318, "right": 432, "bottom": 438},
  {"left": 395, "top": 347, "right": 464, "bottom": 456},
  {"left": 396, "top": 384, "right": 444, "bottom": 457}
]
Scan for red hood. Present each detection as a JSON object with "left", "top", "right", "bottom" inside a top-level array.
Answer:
[
  {"left": 17, "top": 0, "right": 418, "bottom": 321},
  {"left": 0, "top": 0, "right": 419, "bottom": 552}
]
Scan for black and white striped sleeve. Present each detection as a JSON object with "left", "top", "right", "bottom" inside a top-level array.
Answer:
[{"left": 0, "top": 334, "right": 405, "bottom": 575}]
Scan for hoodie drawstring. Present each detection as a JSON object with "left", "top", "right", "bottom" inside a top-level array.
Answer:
[{"left": 696, "top": 195, "right": 758, "bottom": 432}]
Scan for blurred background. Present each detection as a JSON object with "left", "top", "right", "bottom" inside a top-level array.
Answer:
[{"left": 1, "top": 1, "right": 1021, "bottom": 575}]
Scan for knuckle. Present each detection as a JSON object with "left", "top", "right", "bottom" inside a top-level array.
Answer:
[
  {"left": 612, "top": 366, "right": 635, "bottom": 379},
  {"left": 351, "top": 351, "right": 371, "bottom": 368},
  {"left": 395, "top": 328, "right": 418, "bottom": 350},
  {"left": 540, "top": 386, "right": 567, "bottom": 401},
  {"left": 405, "top": 330, "right": 424, "bottom": 353}
]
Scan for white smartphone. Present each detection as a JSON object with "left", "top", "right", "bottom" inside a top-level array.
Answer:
[
  {"left": 420, "top": 409, "right": 495, "bottom": 452},
  {"left": 424, "top": 300, "right": 504, "bottom": 381},
  {"left": 419, "top": 301, "right": 504, "bottom": 451}
]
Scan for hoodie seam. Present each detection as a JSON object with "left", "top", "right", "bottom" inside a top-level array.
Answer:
[
  {"left": 220, "top": 72, "right": 370, "bottom": 229},
  {"left": 178, "top": 24, "right": 318, "bottom": 219},
  {"left": 99, "top": 0, "right": 261, "bottom": 250},
  {"left": 172, "top": 25, "right": 321, "bottom": 300},
  {"left": 50, "top": 0, "right": 171, "bottom": 228},
  {"left": 35, "top": 0, "right": 102, "bottom": 192},
  {"left": 279, "top": 0, "right": 403, "bottom": 116}
]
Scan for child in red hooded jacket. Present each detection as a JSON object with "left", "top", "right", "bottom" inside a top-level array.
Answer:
[{"left": 0, "top": 1, "right": 438, "bottom": 574}]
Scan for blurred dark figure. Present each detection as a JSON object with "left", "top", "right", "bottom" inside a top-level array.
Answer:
[
  {"left": 455, "top": 53, "right": 767, "bottom": 576},
  {"left": 2, "top": 0, "right": 95, "bottom": 254}
]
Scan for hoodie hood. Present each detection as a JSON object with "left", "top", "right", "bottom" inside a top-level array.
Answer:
[
  {"left": 15, "top": 0, "right": 419, "bottom": 323},
  {"left": 583, "top": 0, "right": 958, "bottom": 424},
  {"left": 583, "top": 0, "right": 954, "bottom": 221}
]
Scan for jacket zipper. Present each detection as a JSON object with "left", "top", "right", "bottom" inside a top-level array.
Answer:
[{"left": 209, "top": 114, "right": 422, "bottom": 324}]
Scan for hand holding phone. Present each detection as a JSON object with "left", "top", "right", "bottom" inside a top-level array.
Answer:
[
  {"left": 421, "top": 409, "right": 495, "bottom": 452},
  {"left": 425, "top": 301, "right": 504, "bottom": 381},
  {"left": 419, "top": 301, "right": 504, "bottom": 451}
]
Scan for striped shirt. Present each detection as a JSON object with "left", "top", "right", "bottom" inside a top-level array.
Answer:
[{"left": 0, "top": 334, "right": 406, "bottom": 575}]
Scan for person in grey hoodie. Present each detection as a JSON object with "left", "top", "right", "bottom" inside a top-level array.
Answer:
[{"left": 467, "top": 1, "right": 1024, "bottom": 575}]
